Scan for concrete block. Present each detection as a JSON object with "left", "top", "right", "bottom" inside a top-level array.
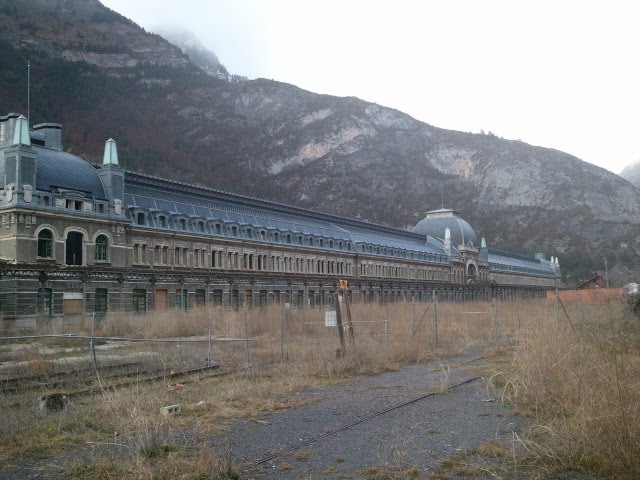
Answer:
[{"left": 160, "top": 404, "right": 181, "bottom": 416}]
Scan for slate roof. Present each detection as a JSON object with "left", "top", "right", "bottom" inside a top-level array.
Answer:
[
  {"left": 413, "top": 209, "right": 478, "bottom": 247},
  {"left": 124, "top": 172, "right": 449, "bottom": 258},
  {"left": 34, "top": 146, "right": 107, "bottom": 199}
]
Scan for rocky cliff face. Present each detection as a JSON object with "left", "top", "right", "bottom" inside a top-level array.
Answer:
[
  {"left": 1, "top": 0, "right": 639, "bottom": 283},
  {"left": 620, "top": 160, "right": 640, "bottom": 189}
]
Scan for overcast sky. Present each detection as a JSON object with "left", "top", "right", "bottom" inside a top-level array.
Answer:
[{"left": 102, "top": 0, "right": 639, "bottom": 174}]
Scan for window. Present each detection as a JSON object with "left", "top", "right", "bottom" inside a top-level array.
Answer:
[
  {"left": 37, "top": 229, "right": 53, "bottom": 258},
  {"left": 95, "top": 234, "right": 108, "bottom": 262},
  {"left": 158, "top": 216, "right": 167, "bottom": 228},
  {"left": 215, "top": 223, "right": 222, "bottom": 234},
  {"left": 260, "top": 230, "right": 266, "bottom": 240},
  {"left": 179, "top": 218, "right": 187, "bottom": 230},
  {"left": 42, "top": 195, "right": 50, "bottom": 207},
  {"left": 176, "top": 288, "right": 188, "bottom": 310},
  {"left": 212, "top": 289, "right": 223, "bottom": 306},
  {"left": 136, "top": 212, "right": 146, "bottom": 225},
  {"left": 273, "top": 232, "right": 279, "bottom": 242},
  {"left": 198, "top": 221, "right": 205, "bottom": 233},
  {"left": 286, "top": 234, "right": 292, "bottom": 244},
  {"left": 133, "top": 289, "right": 147, "bottom": 314},
  {"left": 195, "top": 289, "right": 206, "bottom": 307},
  {"left": 246, "top": 228, "right": 253, "bottom": 238},
  {"left": 37, "top": 287, "right": 53, "bottom": 316},
  {"left": 231, "top": 226, "right": 238, "bottom": 237},
  {"left": 66, "top": 199, "right": 83, "bottom": 211},
  {"left": 97, "top": 203, "right": 105, "bottom": 214}
]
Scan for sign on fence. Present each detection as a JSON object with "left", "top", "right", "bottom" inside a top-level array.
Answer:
[{"left": 325, "top": 310, "right": 337, "bottom": 327}]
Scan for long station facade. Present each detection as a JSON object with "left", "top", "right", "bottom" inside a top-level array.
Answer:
[{"left": 0, "top": 111, "right": 560, "bottom": 321}]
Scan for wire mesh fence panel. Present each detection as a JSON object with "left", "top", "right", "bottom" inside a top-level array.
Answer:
[{"left": 1, "top": 296, "right": 595, "bottom": 393}]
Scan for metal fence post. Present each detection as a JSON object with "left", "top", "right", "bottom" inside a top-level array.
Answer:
[
  {"left": 207, "top": 314, "right": 212, "bottom": 367},
  {"left": 89, "top": 311, "right": 97, "bottom": 368},
  {"left": 280, "top": 311, "right": 285, "bottom": 363},
  {"left": 492, "top": 297, "right": 498, "bottom": 344},
  {"left": 433, "top": 290, "right": 438, "bottom": 348},
  {"left": 335, "top": 292, "right": 346, "bottom": 357},
  {"left": 411, "top": 296, "right": 415, "bottom": 337},
  {"left": 244, "top": 306, "right": 250, "bottom": 368},
  {"left": 385, "top": 302, "right": 390, "bottom": 349}
]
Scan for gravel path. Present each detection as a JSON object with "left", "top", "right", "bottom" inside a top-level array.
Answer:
[
  {"left": 227, "top": 352, "right": 527, "bottom": 478},
  {"left": 2, "top": 351, "right": 527, "bottom": 479}
]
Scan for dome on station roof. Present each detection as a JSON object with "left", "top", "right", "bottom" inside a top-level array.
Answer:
[
  {"left": 34, "top": 145, "right": 107, "bottom": 199},
  {"left": 413, "top": 208, "right": 477, "bottom": 247}
]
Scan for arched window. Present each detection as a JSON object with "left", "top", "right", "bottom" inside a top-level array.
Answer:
[
  {"left": 467, "top": 263, "right": 477, "bottom": 277},
  {"left": 179, "top": 218, "right": 187, "bottom": 231},
  {"left": 95, "top": 234, "right": 108, "bottom": 262},
  {"left": 37, "top": 229, "right": 53, "bottom": 258}
]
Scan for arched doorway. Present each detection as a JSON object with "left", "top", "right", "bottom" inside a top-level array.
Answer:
[
  {"left": 467, "top": 263, "right": 477, "bottom": 279},
  {"left": 66, "top": 231, "right": 83, "bottom": 265}
]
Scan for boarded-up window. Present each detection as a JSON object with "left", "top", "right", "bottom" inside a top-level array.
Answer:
[{"left": 155, "top": 289, "right": 168, "bottom": 310}]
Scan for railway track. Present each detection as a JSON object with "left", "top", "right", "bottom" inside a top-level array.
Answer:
[{"left": 1, "top": 361, "right": 221, "bottom": 397}]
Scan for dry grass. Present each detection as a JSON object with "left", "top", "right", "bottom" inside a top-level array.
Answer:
[
  {"left": 64, "top": 445, "right": 243, "bottom": 479},
  {"left": 359, "top": 465, "right": 422, "bottom": 479},
  {"left": 507, "top": 300, "right": 640, "bottom": 476},
  {"left": 0, "top": 298, "right": 550, "bottom": 476}
]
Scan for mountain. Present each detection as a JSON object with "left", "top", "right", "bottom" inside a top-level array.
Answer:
[
  {"left": 620, "top": 160, "right": 640, "bottom": 189},
  {"left": 1, "top": 0, "right": 639, "bottom": 284},
  {"left": 154, "top": 27, "right": 246, "bottom": 83}
]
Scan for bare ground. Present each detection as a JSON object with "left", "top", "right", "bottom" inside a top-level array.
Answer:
[{"left": 2, "top": 351, "right": 531, "bottom": 479}]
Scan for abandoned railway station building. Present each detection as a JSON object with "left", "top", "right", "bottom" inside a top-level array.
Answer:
[{"left": 0, "top": 112, "right": 560, "bottom": 321}]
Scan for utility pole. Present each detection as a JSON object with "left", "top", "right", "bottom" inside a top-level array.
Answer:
[{"left": 334, "top": 291, "right": 346, "bottom": 357}]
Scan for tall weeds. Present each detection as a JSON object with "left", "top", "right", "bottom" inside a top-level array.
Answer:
[{"left": 508, "top": 301, "right": 640, "bottom": 476}]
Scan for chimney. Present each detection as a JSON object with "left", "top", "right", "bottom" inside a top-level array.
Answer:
[{"left": 33, "top": 122, "right": 62, "bottom": 149}]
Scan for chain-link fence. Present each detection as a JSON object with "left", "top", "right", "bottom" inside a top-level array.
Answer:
[{"left": 0, "top": 295, "right": 555, "bottom": 392}]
